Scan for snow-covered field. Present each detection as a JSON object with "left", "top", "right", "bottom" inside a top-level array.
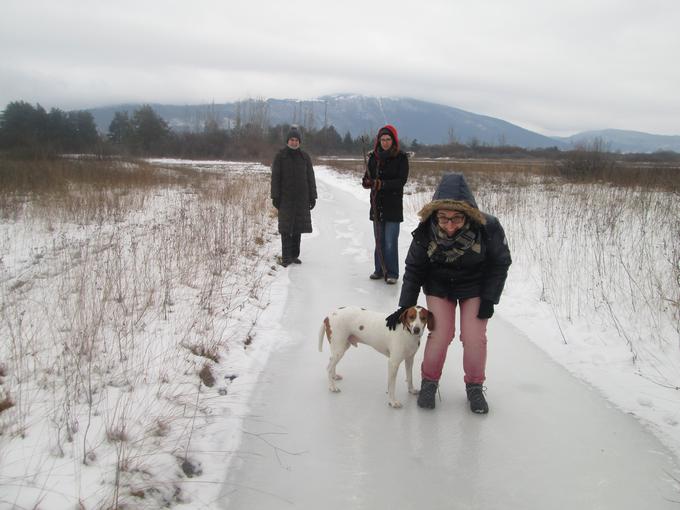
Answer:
[
  {"left": 1, "top": 160, "right": 282, "bottom": 508},
  {"left": 1, "top": 159, "right": 678, "bottom": 509}
]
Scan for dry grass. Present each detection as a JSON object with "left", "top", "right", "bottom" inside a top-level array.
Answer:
[
  {"left": 0, "top": 157, "right": 276, "bottom": 508},
  {"left": 326, "top": 155, "right": 680, "bottom": 193}
]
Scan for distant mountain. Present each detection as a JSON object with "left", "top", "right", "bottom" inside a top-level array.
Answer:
[
  {"left": 86, "top": 96, "right": 678, "bottom": 152},
  {"left": 554, "top": 129, "right": 680, "bottom": 154},
  {"left": 87, "top": 95, "right": 565, "bottom": 150}
]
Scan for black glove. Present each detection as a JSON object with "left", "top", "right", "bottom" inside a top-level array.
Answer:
[
  {"left": 309, "top": 198, "right": 316, "bottom": 210},
  {"left": 362, "top": 176, "right": 374, "bottom": 189},
  {"left": 272, "top": 198, "right": 280, "bottom": 209},
  {"left": 477, "top": 299, "right": 494, "bottom": 319},
  {"left": 385, "top": 306, "right": 407, "bottom": 331}
]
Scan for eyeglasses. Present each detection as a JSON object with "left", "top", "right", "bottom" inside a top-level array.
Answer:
[{"left": 437, "top": 214, "right": 466, "bottom": 225}]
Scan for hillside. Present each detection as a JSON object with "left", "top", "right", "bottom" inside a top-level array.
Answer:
[
  {"left": 87, "top": 95, "right": 564, "bottom": 149},
  {"left": 86, "top": 95, "right": 679, "bottom": 152}
]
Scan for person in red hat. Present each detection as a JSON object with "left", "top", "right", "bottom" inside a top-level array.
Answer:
[{"left": 361, "top": 124, "right": 409, "bottom": 284}]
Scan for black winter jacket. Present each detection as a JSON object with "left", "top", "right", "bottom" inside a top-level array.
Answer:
[
  {"left": 398, "top": 174, "right": 511, "bottom": 307},
  {"left": 365, "top": 150, "right": 409, "bottom": 222},
  {"left": 271, "top": 147, "right": 317, "bottom": 234}
]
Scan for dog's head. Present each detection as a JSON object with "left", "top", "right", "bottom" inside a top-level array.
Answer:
[{"left": 399, "top": 306, "right": 433, "bottom": 336}]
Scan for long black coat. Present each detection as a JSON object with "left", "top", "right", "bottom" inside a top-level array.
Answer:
[
  {"left": 365, "top": 150, "right": 409, "bottom": 222},
  {"left": 271, "top": 147, "right": 317, "bottom": 234}
]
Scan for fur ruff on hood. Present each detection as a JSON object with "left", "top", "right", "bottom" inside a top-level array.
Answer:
[{"left": 417, "top": 199, "right": 486, "bottom": 226}]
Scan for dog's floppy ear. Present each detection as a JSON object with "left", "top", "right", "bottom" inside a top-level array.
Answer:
[
  {"left": 426, "top": 309, "right": 435, "bottom": 331},
  {"left": 399, "top": 307, "right": 410, "bottom": 330}
]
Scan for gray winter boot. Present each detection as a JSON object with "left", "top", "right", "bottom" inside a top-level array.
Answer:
[
  {"left": 417, "top": 379, "right": 438, "bottom": 409},
  {"left": 466, "top": 383, "right": 489, "bottom": 414}
]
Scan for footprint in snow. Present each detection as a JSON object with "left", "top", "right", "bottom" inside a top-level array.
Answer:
[{"left": 637, "top": 396, "right": 653, "bottom": 408}]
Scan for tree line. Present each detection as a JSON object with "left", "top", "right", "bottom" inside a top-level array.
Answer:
[
  {"left": 2, "top": 101, "right": 679, "bottom": 164},
  {"left": 0, "top": 101, "right": 100, "bottom": 157},
  {"left": 0, "top": 101, "right": 377, "bottom": 159}
]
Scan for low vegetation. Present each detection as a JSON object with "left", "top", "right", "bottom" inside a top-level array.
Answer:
[{"left": 1, "top": 157, "right": 277, "bottom": 508}]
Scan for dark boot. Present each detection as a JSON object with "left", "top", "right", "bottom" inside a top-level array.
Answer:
[
  {"left": 466, "top": 383, "right": 489, "bottom": 414},
  {"left": 417, "top": 379, "right": 438, "bottom": 409}
]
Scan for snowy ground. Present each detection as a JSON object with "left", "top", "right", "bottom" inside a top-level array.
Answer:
[
  {"left": 1, "top": 160, "right": 679, "bottom": 509},
  {"left": 219, "top": 169, "right": 680, "bottom": 508}
]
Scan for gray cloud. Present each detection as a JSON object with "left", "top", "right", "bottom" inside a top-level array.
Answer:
[{"left": 1, "top": 0, "right": 678, "bottom": 136}]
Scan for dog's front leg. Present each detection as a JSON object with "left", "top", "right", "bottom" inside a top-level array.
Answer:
[
  {"left": 405, "top": 355, "right": 419, "bottom": 395},
  {"left": 387, "top": 359, "right": 402, "bottom": 408}
]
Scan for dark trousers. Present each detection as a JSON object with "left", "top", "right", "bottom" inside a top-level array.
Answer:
[{"left": 281, "top": 233, "right": 301, "bottom": 262}]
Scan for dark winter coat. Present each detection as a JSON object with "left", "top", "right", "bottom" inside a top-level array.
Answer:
[
  {"left": 271, "top": 147, "right": 317, "bottom": 234},
  {"left": 362, "top": 125, "right": 409, "bottom": 222},
  {"left": 398, "top": 173, "right": 511, "bottom": 307}
]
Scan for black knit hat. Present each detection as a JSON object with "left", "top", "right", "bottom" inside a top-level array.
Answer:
[
  {"left": 286, "top": 125, "right": 302, "bottom": 143},
  {"left": 378, "top": 127, "right": 394, "bottom": 140}
]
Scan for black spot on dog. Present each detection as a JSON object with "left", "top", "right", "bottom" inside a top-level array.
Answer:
[{"left": 359, "top": 325, "right": 364, "bottom": 330}]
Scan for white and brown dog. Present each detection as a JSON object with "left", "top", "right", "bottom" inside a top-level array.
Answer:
[{"left": 318, "top": 306, "right": 433, "bottom": 408}]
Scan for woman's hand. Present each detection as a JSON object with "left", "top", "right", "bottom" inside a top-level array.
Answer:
[{"left": 385, "top": 307, "right": 407, "bottom": 330}]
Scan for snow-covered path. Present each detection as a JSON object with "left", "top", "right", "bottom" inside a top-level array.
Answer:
[{"left": 219, "top": 173, "right": 680, "bottom": 509}]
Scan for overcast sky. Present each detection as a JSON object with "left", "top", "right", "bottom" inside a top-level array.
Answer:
[{"left": 1, "top": 0, "right": 679, "bottom": 137}]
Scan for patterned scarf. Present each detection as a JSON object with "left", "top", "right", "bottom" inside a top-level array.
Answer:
[{"left": 426, "top": 217, "right": 480, "bottom": 264}]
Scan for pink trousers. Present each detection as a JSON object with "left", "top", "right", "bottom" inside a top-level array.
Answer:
[{"left": 422, "top": 295, "right": 488, "bottom": 384}]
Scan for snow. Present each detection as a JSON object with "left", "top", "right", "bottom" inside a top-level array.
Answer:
[
  {"left": 219, "top": 168, "right": 680, "bottom": 509},
  {"left": 1, "top": 160, "right": 679, "bottom": 509}
]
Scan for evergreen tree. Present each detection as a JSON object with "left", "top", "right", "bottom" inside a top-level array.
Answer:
[
  {"left": 130, "top": 105, "right": 170, "bottom": 154},
  {"left": 342, "top": 131, "right": 354, "bottom": 153},
  {"left": 68, "top": 110, "right": 99, "bottom": 151},
  {"left": 0, "top": 101, "right": 41, "bottom": 148},
  {"left": 108, "top": 111, "right": 133, "bottom": 146}
]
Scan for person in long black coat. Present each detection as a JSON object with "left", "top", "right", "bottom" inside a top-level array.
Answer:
[
  {"left": 386, "top": 173, "right": 511, "bottom": 414},
  {"left": 271, "top": 125, "right": 317, "bottom": 267},
  {"left": 361, "top": 124, "right": 409, "bottom": 284}
]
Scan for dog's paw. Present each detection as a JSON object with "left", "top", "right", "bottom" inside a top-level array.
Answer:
[
  {"left": 388, "top": 400, "right": 403, "bottom": 409},
  {"left": 333, "top": 374, "right": 343, "bottom": 380},
  {"left": 408, "top": 388, "right": 420, "bottom": 395},
  {"left": 329, "top": 386, "right": 341, "bottom": 393}
]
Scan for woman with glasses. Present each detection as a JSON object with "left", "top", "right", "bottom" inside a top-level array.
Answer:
[
  {"left": 361, "top": 125, "right": 409, "bottom": 284},
  {"left": 386, "top": 173, "right": 511, "bottom": 413}
]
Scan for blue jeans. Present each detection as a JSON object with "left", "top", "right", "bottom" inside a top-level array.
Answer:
[{"left": 373, "top": 221, "right": 400, "bottom": 279}]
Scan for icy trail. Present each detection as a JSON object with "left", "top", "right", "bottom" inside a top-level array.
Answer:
[{"left": 218, "top": 172, "right": 680, "bottom": 509}]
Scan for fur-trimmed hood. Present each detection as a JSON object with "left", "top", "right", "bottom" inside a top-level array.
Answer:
[
  {"left": 417, "top": 173, "right": 486, "bottom": 226},
  {"left": 418, "top": 199, "right": 486, "bottom": 225}
]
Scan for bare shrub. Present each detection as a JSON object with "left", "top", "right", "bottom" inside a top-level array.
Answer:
[
  {"left": 0, "top": 158, "right": 276, "bottom": 507},
  {"left": 556, "top": 138, "right": 618, "bottom": 182}
]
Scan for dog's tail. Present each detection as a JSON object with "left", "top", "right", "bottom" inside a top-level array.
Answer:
[{"left": 318, "top": 317, "right": 330, "bottom": 352}]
